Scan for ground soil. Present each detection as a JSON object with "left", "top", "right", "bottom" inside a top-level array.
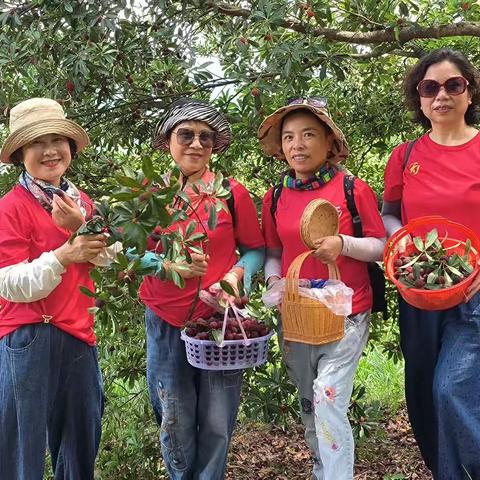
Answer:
[{"left": 226, "top": 408, "right": 432, "bottom": 480}]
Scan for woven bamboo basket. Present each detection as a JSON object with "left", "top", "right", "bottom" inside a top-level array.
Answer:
[
  {"left": 281, "top": 251, "right": 345, "bottom": 345},
  {"left": 300, "top": 198, "right": 339, "bottom": 249}
]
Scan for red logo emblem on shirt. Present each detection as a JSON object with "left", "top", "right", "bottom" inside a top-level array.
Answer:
[{"left": 409, "top": 162, "right": 420, "bottom": 175}]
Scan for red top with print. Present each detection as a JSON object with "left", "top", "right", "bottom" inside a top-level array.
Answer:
[
  {"left": 262, "top": 171, "right": 385, "bottom": 315},
  {"left": 383, "top": 132, "right": 480, "bottom": 236},
  {"left": 0, "top": 186, "right": 96, "bottom": 345},
  {"left": 139, "top": 178, "right": 264, "bottom": 327}
]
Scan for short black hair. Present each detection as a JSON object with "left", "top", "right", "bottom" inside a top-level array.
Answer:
[
  {"left": 10, "top": 138, "right": 78, "bottom": 167},
  {"left": 403, "top": 48, "right": 480, "bottom": 128}
]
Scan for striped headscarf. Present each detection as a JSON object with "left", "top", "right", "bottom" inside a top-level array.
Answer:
[{"left": 153, "top": 99, "right": 232, "bottom": 153}]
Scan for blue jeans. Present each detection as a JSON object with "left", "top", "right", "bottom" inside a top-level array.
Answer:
[
  {"left": 280, "top": 312, "right": 369, "bottom": 480},
  {"left": 400, "top": 294, "right": 480, "bottom": 480},
  {"left": 145, "top": 308, "right": 243, "bottom": 480},
  {"left": 0, "top": 323, "right": 104, "bottom": 480}
]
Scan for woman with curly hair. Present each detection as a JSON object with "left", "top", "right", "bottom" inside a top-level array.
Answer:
[{"left": 382, "top": 48, "right": 480, "bottom": 479}]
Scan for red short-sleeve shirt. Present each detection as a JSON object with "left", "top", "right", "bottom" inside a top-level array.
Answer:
[
  {"left": 0, "top": 186, "right": 96, "bottom": 345},
  {"left": 139, "top": 178, "right": 264, "bottom": 327},
  {"left": 384, "top": 132, "right": 480, "bottom": 235},
  {"left": 262, "top": 171, "right": 385, "bottom": 314}
]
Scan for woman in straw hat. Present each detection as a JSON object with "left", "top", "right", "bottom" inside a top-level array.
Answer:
[
  {"left": 382, "top": 49, "right": 480, "bottom": 479},
  {"left": 259, "top": 97, "right": 385, "bottom": 480},
  {"left": 0, "top": 98, "right": 118, "bottom": 480},
  {"left": 139, "top": 98, "right": 264, "bottom": 479}
]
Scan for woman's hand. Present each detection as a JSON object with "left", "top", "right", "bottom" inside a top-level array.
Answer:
[
  {"left": 220, "top": 269, "right": 248, "bottom": 307},
  {"left": 52, "top": 194, "right": 85, "bottom": 232},
  {"left": 312, "top": 235, "right": 343, "bottom": 264},
  {"left": 170, "top": 253, "right": 209, "bottom": 279},
  {"left": 465, "top": 261, "right": 480, "bottom": 302},
  {"left": 54, "top": 234, "right": 107, "bottom": 267}
]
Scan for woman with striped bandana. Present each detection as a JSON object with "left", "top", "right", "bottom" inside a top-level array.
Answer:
[{"left": 139, "top": 99, "right": 264, "bottom": 479}]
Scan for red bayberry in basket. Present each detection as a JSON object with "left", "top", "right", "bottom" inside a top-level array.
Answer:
[
  {"left": 184, "top": 315, "right": 271, "bottom": 340},
  {"left": 384, "top": 216, "right": 480, "bottom": 310}
]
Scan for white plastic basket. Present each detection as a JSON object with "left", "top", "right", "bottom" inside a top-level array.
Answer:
[{"left": 181, "top": 330, "right": 274, "bottom": 370}]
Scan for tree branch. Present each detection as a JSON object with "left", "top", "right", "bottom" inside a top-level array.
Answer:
[{"left": 204, "top": 1, "right": 480, "bottom": 45}]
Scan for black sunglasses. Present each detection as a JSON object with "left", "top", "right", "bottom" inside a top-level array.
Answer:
[
  {"left": 286, "top": 96, "right": 328, "bottom": 108},
  {"left": 416, "top": 76, "right": 469, "bottom": 98},
  {"left": 171, "top": 128, "right": 216, "bottom": 148}
]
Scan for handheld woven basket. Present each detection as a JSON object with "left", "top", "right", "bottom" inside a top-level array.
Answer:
[
  {"left": 300, "top": 198, "right": 339, "bottom": 249},
  {"left": 281, "top": 251, "right": 345, "bottom": 345}
]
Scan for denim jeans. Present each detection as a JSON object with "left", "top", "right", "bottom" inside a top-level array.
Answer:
[
  {"left": 280, "top": 311, "right": 369, "bottom": 480},
  {"left": 145, "top": 308, "right": 243, "bottom": 480},
  {"left": 400, "top": 294, "right": 480, "bottom": 480},
  {"left": 0, "top": 323, "right": 104, "bottom": 480}
]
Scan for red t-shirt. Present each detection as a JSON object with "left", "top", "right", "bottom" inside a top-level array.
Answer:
[
  {"left": 262, "top": 171, "right": 385, "bottom": 315},
  {"left": 384, "top": 132, "right": 480, "bottom": 235},
  {"left": 0, "top": 186, "right": 96, "bottom": 345},
  {"left": 139, "top": 178, "right": 264, "bottom": 327}
]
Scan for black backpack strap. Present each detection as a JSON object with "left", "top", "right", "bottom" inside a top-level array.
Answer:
[
  {"left": 343, "top": 175, "right": 363, "bottom": 238},
  {"left": 222, "top": 178, "right": 235, "bottom": 227},
  {"left": 270, "top": 182, "right": 283, "bottom": 225},
  {"left": 402, "top": 139, "right": 417, "bottom": 170}
]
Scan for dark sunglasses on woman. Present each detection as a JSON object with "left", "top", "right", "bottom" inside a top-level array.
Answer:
[
  {"left": 171, "top": 128, "right": 217, "bottom": 148},
  {"left": 416, "top": 76, "right": 469, "bottom": 98},
  {"left": 286, "top": 96, "right": 328, "bottom": 108}
]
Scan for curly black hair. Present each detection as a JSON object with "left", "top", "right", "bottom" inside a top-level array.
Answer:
[{"left": 403, "top": 48, "right": 480, "bottom": 128}]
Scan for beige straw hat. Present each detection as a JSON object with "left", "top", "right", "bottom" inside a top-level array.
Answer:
[
  {"left": 0, "top": 98, "right": 90, "bottom": 164},
  {"left": 257, "top": 100, "right": 349, "bottom": 163}
]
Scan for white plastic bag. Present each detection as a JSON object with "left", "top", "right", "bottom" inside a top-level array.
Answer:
[{"left": 262, "top": 278, "right": 353, "bottom": 316}]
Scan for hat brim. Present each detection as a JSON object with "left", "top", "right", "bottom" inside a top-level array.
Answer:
[
  {"left": 0, "top": 119, "right": 90, "bottom": 164},
  {"left": 257, "top": 104, "right": 349, "bottom": 163}
]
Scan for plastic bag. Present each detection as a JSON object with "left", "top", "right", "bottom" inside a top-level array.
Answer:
[{"left": 262, "top": 278, "right": 353, "bottom": 316}]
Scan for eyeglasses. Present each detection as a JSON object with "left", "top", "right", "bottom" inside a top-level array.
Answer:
[
  {"left": 286, "top": 96, "right": 328, "bottom": 108},
  {"left": 171, "top": 128, "right": 216, "bottom": 148},
  {"left": 416, "top": 76, "right": 469, "bottom": 98}
]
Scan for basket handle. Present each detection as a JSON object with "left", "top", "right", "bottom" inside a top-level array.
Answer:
[
  {"left": 384, "top": 215, "right": 480, "bottom": 264},
  {"left": 218, "top": 300, "right": 249, "bottom": 347},
  {"left": 284, "top": 250, "right": 340, "bottom": 301}
]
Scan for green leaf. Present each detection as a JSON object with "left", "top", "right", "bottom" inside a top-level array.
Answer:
[
  {"left": 413, "top": 235, "right": 424, "bottom": 252},
  {"left": 115, "top": 175, "right": 143, "bottom": 189},
  {"left": 142, "top": 157, "right": 155, "bottom": 180},
  {"left": 237, "top": 279, "right": 246, "bottom": 298},
  {"left": 444, "top": 270, "right": 453, "bottom": 287},
  {"left": 170, "top": 269, "right": 185, "bottom": 288},
  {"left": 426, "top": 269, "right": 438, "bottom": 285},
  {"left": 207, "top": 205, "right": 218, "bottom": 230},
  {"left": 425, "top": 229, "right": 438, "bottom": 249},
  {"left": 465, "top": 239, "right": 471, "bottom": 256},
  {"left": 400, "top": 253, "right": 422, "bottom": 268},
  {"left": 112, "top": 191, "right": 141, "bottom": 201},
  {"left": 186, "top": 232, "right": 206, "bottom": 243},
  {"left": 458, "top": 256, "right": 474, "bottom": 274},
  {"left": 446, "top": 264, "right": 463, "bottom": 277},
  {"left": 89, "top": 269, "right": 102, "bottom": 283},
  {"left": 219, "top": 280, "right": 236, "bottom": 296},
  {"left": 79, "top": 286, "right": 96, "bottom": 297},
  {"left": 211, "top": 329, "right": 224, "bottom": 346},
  {"left": 185, "top": 221, "right": 197, "bottom": 237}
]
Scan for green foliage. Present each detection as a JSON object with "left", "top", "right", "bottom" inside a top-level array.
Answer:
[{"left": 3, "top": 2, "right": 478, "bottom": 477}]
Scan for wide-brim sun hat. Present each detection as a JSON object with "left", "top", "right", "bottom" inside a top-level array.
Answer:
[
  {"left": 257, "top": 100, "right": 350, "bottom": 163},
  {"left": 153, "top": 98, "right": 232, "bottom": 154},
  {"left": 0, "top": 98, "right": 90, "bottom": 164}
]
